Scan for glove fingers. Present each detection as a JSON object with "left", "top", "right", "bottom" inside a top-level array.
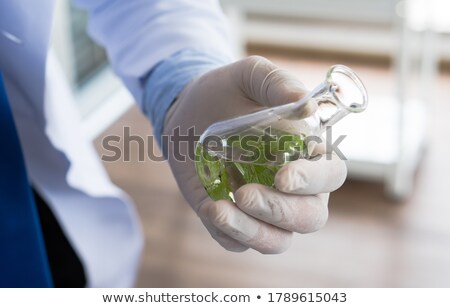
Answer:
[
  {"left": 205, "top": 199, "right": 293, "bottom": 254},
  {"left": 274, "top": 151, "right": 347, "bottom": 195},
  {"left": 235, "top": 184, "right": 329, "bottom": 234},
  {"left": 197, "top": 199, "right": 249, "bottom": 252},
  {"left": 234, "top": 56, "right": 315, "bottom": 117}
]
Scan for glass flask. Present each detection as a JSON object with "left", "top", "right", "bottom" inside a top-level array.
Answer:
[{"left": 195, "top": 64, "right": 368, "bottom": 201}]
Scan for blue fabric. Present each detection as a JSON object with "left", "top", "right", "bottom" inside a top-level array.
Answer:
[
  {"left": 143, "top": 48, "right": 231, "bottom": 151},
  {"left": 0, "top": 73, "right": 53, "bottom": 287}
]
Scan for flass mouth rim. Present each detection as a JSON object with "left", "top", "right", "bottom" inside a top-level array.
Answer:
[{"left": 326, "top": 64, "right": 368, "bottom": 113}]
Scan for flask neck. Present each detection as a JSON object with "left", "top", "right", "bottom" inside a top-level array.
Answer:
[
  {"left": 314, "top": 82, "right": 350, "bottom": 130},
  {"left": 295, "top": 65, "right": 368, "bottom": 132}
]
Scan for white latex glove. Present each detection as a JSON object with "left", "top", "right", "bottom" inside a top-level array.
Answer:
[{"left": 163, "top": 56, "right": 347, "bottom": 253}]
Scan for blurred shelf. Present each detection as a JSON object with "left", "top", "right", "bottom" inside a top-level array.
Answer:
[
  {"left": 333, "top": 96, "right": 427, "bottom": 198},
  {"left": 222, "top": 0, "right": 433, "bottom": 200},
  {"left": 245, "top": 21, "right": 397, "bottom": 57},
  {"left": 221, "top": 0, "right": 397, "bottom": 24}
]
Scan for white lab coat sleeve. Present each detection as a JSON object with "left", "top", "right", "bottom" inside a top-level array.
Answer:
[{"left": 73, "top": 0, "right": 233, "bottom": 106}]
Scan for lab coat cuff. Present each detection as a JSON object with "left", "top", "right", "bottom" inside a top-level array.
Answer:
[{"left": 143, "top": 48, "right": 231, "bottom": 155}]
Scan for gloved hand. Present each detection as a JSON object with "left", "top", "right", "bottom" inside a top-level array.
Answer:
[{"left": 163, "top": 56, "right": 347, "bottom": 253}]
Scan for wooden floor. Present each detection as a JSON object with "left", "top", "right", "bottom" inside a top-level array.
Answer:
[{"left": 95, "top": 52, "right": 450, "bottom": 287}]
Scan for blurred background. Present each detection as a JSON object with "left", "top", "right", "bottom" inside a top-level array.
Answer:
[{"left": 52, "top": 0, "right": 450, "bottom": 287}]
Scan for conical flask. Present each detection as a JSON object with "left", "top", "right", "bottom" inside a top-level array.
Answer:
[{"left": 195, "top": 64, "right": 368, "bottom": 201}]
